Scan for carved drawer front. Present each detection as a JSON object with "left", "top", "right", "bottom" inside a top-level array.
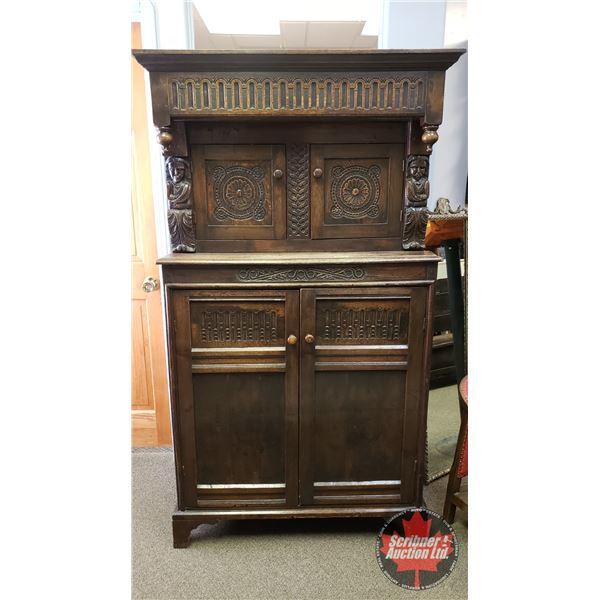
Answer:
[
  {"left": 192, "top": 144, "right": 286, "bottom": 240},
  {"left": 310, "top": 144, "right": 404, "bottom": 240}
]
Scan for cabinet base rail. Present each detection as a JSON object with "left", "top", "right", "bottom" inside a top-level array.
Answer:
[{"left": 172, "top": 504, "right": 426, "bottom": 548}]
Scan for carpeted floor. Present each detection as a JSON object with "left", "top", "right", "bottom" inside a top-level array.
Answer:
[
  {"left": 132, "top": 450, "right": 467, "bottom": 600},
  {"left": 427, "top": 385, "right": 461, "bottom": 482}
]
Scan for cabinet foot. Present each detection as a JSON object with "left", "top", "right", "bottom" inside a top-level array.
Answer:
[{"left": 172, "top": 519, "right": 196, "bottom": 548}]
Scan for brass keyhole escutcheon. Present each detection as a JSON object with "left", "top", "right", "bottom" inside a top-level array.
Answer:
[
  {"left": 313, "top": 168, "right": 323, "bottom": 178},
  {"left": 273, "top": 169, "right": 283, "bottom": 179},
  {"left": 304, "top": 334, "right": 315, "bottom": 344},
  {"left": 287, "top": 334, "right": 298, "bottom": 346}
]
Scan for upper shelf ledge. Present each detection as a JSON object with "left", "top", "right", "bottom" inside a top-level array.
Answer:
[{"left": 132, "top": 49, "right": 466, "bottom": 73}]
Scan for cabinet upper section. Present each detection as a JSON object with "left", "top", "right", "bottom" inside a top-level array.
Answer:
[
  {"left": 133, "top": 49, "right": 465, "bottom": 125},
  {"left": 133, "top": 50, "right": 465, "bottom": 254}
]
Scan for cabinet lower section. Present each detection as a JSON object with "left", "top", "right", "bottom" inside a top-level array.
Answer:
[{"left": 163, "top": 254, "right": 437, "bottom": 546}]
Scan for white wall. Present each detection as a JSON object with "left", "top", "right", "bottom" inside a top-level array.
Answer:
[{"left": 381, "top": 0, "right": 468, "bottom": 209}]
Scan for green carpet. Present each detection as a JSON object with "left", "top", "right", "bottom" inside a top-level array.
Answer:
[
  {"left": 132, "top": 451, "right": 467, "bottom": 600},
  {"left": 427, "top": 385, "right": 461, "bottom": 483}
]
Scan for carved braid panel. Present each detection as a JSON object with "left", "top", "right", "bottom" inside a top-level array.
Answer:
[
  {"left": 317, "top": 300, "right": 409, "bottom": 344},
  {"left": 190, "top": 303, "right": 285, "bottom": 347},
  {"left": 287, "top": 144, "right": 310, "bottom": 238},
  {"left": 165, "top": 156, "right": 195, "bottom": 252},
  {"left": 168, "top": 73, "right": 426, "bottom": 116}
]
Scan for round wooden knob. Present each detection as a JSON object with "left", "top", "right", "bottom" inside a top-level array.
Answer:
[
  {"left": 273, "top": 169, "right": 283, "bottom": 179},
  {"left": 313, "top": 168, "right": 323, "bottom": 178},
  {"left": 287, "top": 334, "right": 298, "bottom": 346},
  {"left": 304, "top": 334, "right": 315, "bottom": 344}
]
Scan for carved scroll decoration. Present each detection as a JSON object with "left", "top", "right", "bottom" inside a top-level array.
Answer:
[
  {"left": 165, "top": 156, "right": 195, "bottom": 252},
  {"left": 330, "top": 164, "right": 381, "bottom": 219},
  {"left": 287, "top": 144, "right": 310, "bottom": 237},
  {"left": 211, "top": 165, "right": 266, "bottom": 221},
  {"left": 402, "top": 155, "right": 430, "bottom": 250},
  {"left": 237, "top": 266, "right": 366, "bottom": 282}
]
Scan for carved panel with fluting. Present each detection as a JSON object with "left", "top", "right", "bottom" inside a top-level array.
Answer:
[
  {"left": 190, "top": 301, "right": 286, "bottom": 347},
  {"left": 316, "top": 299, "right": 410, "bottom": 345},
  {"left": 168, "top": 73, "right": 427, "bottom": 116}
]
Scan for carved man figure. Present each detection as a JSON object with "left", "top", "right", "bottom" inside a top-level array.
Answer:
[
  {"left": 166, "top": 156, "right": 192, "bottom": 209},
  {"left": 406, "top": 156, "right": 430, "bottom": 206}
]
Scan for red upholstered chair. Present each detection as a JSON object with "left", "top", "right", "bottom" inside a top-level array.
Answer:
[{"left": 443, "top": 375, "right": 468, "bottom": 523}]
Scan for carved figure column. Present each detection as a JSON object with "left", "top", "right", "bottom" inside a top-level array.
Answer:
[
  {"left": 402, "top": 154, "right": 431, "bottom": 250},
  {"left": 158, "top": 126, "right": 195, "bottom": 253}
]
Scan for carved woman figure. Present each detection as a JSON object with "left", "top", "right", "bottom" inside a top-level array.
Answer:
[
  {"left": 406, "top": 156, "right": 430, "bottom": 206},
  {"left": 166, "top": 156, "right": 192, "bottom": 209}
]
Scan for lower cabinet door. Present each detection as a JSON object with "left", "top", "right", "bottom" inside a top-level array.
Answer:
[
  {"left": 171, "top": 289, "right": 299, "bottom": 509},
  {"left": 298, "top": 287, "right": 428, "bottom": 507}
]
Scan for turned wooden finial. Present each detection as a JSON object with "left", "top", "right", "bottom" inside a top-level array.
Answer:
[
  {"left": 157, "top": 127, "right": 174, "bottom": 155},
  {"left": 421, "top": 124, "right": 439, "bottom": 154}
]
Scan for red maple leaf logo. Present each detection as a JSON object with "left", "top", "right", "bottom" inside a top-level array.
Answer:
[{"left": 380, "top": 511, "right": 455, "bottom": 588}]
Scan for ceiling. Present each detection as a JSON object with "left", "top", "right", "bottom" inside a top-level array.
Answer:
[{"left": 192, "top": 8, "right": 378, "bottom": 49}]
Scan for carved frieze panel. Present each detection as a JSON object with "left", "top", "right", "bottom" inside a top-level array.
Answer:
[
  {"left": 168, "top": 73, "right": 427, "bottom": 117},
  {"left": 190, "top": 301, "right": 285, "bottom": 347},
  {"left": 237, "top": 266, "right": 366, "bottom": 282},
  {"left": 316, "top": 299, "right": 409, "bottom": 345}
]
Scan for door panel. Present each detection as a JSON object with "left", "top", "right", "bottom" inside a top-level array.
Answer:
[
  {"left": 310, "top": 144, "right": 404, "bottom": 239},
  {"left": 299, "top": 287, "right": 427, "bottom": 507},
  {"left": 192, "top": 144, "right": 286, "bottom": 240},
  {"left": 131, "top": 22, "right": 170, "bottom": 447},
  {"left": 171, "top": 289, "right": 299, "bottom": 509}
]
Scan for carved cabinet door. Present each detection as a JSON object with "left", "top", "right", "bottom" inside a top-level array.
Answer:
[
  {"left": 310, "top": 144, "right": 404, "bottom": 239},
  {"left": 192, "top": 144, "right": 286, "bottom": 240},
  {"left": 170, "top": 289, "right": 299, "bottom": 510},
  {"left": 298, "top": 286, "right": 428, "bottom": 507}
]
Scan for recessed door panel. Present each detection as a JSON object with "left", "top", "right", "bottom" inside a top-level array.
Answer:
[
  {"left": 192, "top": 144, "right": 286, "bottom": 240},
  {"left": 310, "top": 144, "right": 404, "bottom": 239},
  {"left": 299, "top": 287, "right": 427, "bottom": 507},
  {"left": 171, "top": 289, "right": 299, "bottom": 510}
]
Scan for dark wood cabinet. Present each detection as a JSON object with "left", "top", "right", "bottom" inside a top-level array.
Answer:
[{"left": 134, "top": 49, "right": 464, "bottom": 547}]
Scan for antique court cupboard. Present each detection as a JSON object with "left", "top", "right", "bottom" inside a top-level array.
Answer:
[{"left": 134, "top": 49, "right": 464, "bottom": 547}]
